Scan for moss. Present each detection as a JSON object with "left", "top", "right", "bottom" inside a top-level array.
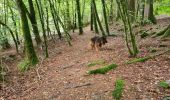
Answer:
[
  {"left": 159, "top": 81, "right": 170, "bottom": 89},
  {"left": 18, "top": 58, "right": 38, "bottom": 71},
  {"left": 126, "top": 57, "right": 151, "bottom": 64},
  {"left": 87, "top": 63, "right": 118, "bottom": 74},
  {"left": 112, "top": 79, "right": 125, "bottom": 100},
  {"left": 87, "top": 60, "right": 106, "bottom": 67}
]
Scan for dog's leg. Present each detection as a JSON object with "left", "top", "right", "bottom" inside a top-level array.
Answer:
[
  {"left": 95, "top": 43, "right": 100, "bottom": 51},
  {"left": 89, "top": 41, "right": 94, "bottom": 50}
]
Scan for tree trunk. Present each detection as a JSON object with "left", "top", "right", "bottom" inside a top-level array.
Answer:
[
  {"left": 129, "top": 0, "right": 135, "bottom": 22},
  {"left": 76, "top": 0, "right": 83, "bottom": 35},
  {"left": 16, "top": 0, "right": 38, "bottom": 67},
  {"left": 145, "top": 0, "right": 156, "bottom": 24},
  {"left": 28, "top": 0, "right": 42, "bottom": 45},
  {"left": 101, "top": 0, "right": 110, "bottom": 35},
  {"left": 92, "top": 0, "right": 106, "bottom": 36}
]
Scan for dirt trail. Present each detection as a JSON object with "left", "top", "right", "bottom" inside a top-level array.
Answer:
[{"left": 1, "top": 19, "right": 170, "bottom": 100}]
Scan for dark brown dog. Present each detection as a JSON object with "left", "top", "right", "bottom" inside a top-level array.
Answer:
[{"left": 89, "top": 36, "right": 108, "bottom": 51}]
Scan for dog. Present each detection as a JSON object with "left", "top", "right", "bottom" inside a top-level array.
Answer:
[{"left": 89, "top": 36, "right": 108, "bottom": 51}]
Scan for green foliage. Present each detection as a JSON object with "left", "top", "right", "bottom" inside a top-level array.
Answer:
[
  {"left": 126, "top": 57, "right": 151, "bottom": 64},
  {"left": 87, "top": 60, "right": 106, "bottom": 67},
  {"left": 154, "top": 0, "right": 170, "bottom": 15},
  {"left": 112, "top": 79, "right": 125, "bottom": 100},
  {"left": 141, "top": 19, "right": 152, "bottom": 25},
  {"left": 159, "top": 81, "right": 170, "bottom": 89},
  {"left": 0, "top": 35, "right": 11, "bottom": 49},
  {"left": 87, "top": 63, "right": 118, "bottom": 74}
]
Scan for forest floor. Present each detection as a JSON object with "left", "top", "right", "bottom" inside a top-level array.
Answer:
[{"left": 0, "top": 17, "right": 170, "bottom": 100}]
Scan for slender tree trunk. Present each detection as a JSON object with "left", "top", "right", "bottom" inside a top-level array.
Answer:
[
  {"left": 147, "top": 0, "right": 156, "bottom": 24},
  {"left": 109, "top": 0, "right": 114, "bottom": 22},
  {"left": 92, "top": 0, "right": 106, "bottom": 36},
  {"left": 28, "top": 0, "right": 42, "bottom": 45},
  {"left": 101, "top": 0, "right": 110, "bottom": 35},
  {"left": 90, "top": 1, "right": 94, "bottom": 31},
  {"left": 76, "top": 0, "right": 83, "bottom": 35},
  {"left": 0, "top": 21, "right": 18, "bottom": 53},
  {"left": 129, "top": 0, "right": 135, "bottom": 22},
  {"left": 35, "top": 0, "right": 49, "bottom": 58},
  {"left": 7, "top": 0, "right": 20, "bottom": 45},
  {"left": 48, "top": 0, "right": 62, "bottom": 39}
]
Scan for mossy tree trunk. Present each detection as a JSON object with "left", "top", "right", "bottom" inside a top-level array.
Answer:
[
  {"left": 141, "top": 0, "right": 145, "bottom": 25},
  {"left": 28, "top": 0, "right": 42, "bottom": 45},
  {"left": 101, "top": 0, "right": 110, "bottom": 35},
  {"left": 116, "top": 0, "right": 138, "bottom": 57},
  {"left": 129, "top": 0, "right": 135, "bottom": 22},
  {"left": 7, "top": 0, "right": 20, "bottom": 45},
  {"left": 16, "top": 0, "right": 38, "bottom": 66},
  {"left": 48, "top": 0, "right": 62, "bottom": 39},
  {"left": 92, "top": 0, "right": 106, "bottom": 36},
  {"left": 76, "top": 0, "right": 83, "bottom": 35},
  {"left": 66, "top": 1, "right": 72, "bottom": 30},
  {"left": 35, "top": 0, "right": 49, "bottom": 58},
  {"left": 49, "top": 0, "right": 72, "bottom": 46},
  {"left": 145, "top": 0, "right": 156, "bottom": 24},
  {"left": 109, "top": 0, "right": 114, "bottom": 22},
  {"left": 90, "top": 1, "right": 94, "bottom": 31}
]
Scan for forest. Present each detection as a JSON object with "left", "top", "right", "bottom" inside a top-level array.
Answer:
[{"left": 0, "top": 0, "right": 170, "bottom": 99}]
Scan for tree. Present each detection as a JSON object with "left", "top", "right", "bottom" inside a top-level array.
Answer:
[
  {"left": 101, "top": 0, "right": 110, "bottom": 35},
  {"left": 116, "top": 0, "right": 138, "bottom": 57},
  {"left": 76, "top": 0, "right": 83, "bottom": 35},
  {"left": 16, "top": 0, "right": 38, "bottom": 70},
  {"left": 28, "top": 0, "right": 42, "bottom": 45},
  {"left": 145, "top": 0, "right": 156, "bottom": 24},
  {"left": 129, "top": 0, "right": 135, "bottom": 22}
]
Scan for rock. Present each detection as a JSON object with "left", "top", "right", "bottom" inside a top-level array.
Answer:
[{"left": 165, "top": 80, "right": 170, "bottom": 85}]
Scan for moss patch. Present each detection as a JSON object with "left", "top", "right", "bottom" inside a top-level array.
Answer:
[
  {"left": 159, "top": 81, "right": 170, "bottom": 89},
  {"left": 18, "top": 58, "right": 38, "bottom": 71},
  {"left": 112, "top": 79, "right": 125, "bottom": 100},
  {"left": 87, "top": 63, "right": 118, "bottom": 74},
  {"left": 126, "top": 57, "right": 151, "bottom": 64}
]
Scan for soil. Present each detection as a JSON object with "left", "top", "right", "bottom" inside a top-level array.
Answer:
[{"left": 0, "top": 18, "right": 170, "bottom": 100}]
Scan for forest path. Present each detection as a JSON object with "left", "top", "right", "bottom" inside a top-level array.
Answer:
[
  {"left": 22, "top": 26, "right": 128, "bottom": 100},
  {"left": 1, "top": 17, "right": 170, "bottom": 100}
]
